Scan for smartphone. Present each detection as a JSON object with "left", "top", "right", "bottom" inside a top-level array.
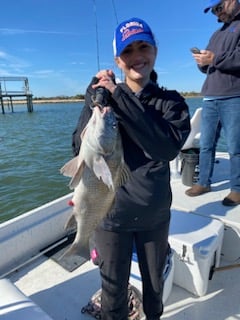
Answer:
[{"left": 190, "top": 47, "right": 201, "bottom": 54}]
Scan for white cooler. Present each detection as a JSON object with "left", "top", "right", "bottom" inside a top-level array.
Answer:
[
  {"left": 130, "top": 246, "right": 174, "bottom": 304},
  {"left": 169, "top": 209, "right": 224, "bottom": 296}
]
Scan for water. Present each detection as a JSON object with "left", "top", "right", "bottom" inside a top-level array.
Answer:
[
  {"left": 0, "top": 98, "right": 227, "bottom": 223},
  {"left": 0, "top": 102, "right": 83, "bottom": 222}
]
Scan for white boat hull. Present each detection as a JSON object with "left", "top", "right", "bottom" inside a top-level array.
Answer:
[{"left": 0, "top": 193, "right": 73, "bottom": 277}]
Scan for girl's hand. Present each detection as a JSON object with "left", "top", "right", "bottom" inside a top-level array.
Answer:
[{"left": 92, "top": 69, "right": 117, "bottom": 93}]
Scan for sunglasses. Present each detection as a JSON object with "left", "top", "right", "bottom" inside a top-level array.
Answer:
[{"left": 211, "top": 1, "right": 226, "bottom": 14}]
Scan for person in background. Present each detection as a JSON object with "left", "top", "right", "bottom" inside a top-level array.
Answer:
[
  {"left": 186, "top": 0, "right": 240, "bottom": 206},
  {"left": 72, "top": 17, "right": 190, "bottom": 320}
]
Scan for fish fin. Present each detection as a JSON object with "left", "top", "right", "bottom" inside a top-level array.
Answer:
[
  {"left": 60, "top": 217, "right": 91, "bottom": 261},
  {"left": 60, "top": 156, "right": 79, "bottom": 177},
  {"left": 64, "top": 214, "right": 77, "bottom": 231},
  {"left": 68, "top": 160, "right": 86, "bottom": 189},
  {"left": 116, "top": 162, "right": 131, "bottom": 187},
  {"left": 59, "top": 243, "right": 90, "bottom": 261},
  {"left": 80, "top": 125, "right": 88, "bottom": 140},
  {"left": 93, "top": 156, "right": 114, "bottom": 190}
]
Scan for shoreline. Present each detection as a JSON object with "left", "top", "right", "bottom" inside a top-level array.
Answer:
[
  {"left": 1, "top": 95, "right": 202, "bottom": 106},
  {"left": 33, "top": 99, "right": 84, "bottom": 104},
  {"left": 1, "top": 98, "right": 84, "bottom": 105}
]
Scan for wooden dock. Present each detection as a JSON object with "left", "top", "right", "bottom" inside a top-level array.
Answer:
[{"left": 0, "top": 77, "right": 33, "bottom": 114}]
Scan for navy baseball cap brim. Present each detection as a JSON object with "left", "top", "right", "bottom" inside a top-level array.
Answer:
[
  {"left": 204, "top": 0, "right": 222, "bottom": 13},
  {"left": 113, "top": 17, "right": 156, "bottom": 57}
]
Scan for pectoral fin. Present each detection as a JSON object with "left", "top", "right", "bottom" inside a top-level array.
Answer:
[
  {"left": 92, "top": 156, "right": 114, "bottom": 190},
  {"left": 117, "top": 162, "right": 131, "bottom": 187},
  {"left": 69, "top": 160, "right": 86, "bottom": 189}
]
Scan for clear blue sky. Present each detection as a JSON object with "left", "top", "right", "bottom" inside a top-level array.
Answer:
[{"left": 0, "top": 0, "right": 220, "bottom": 97}]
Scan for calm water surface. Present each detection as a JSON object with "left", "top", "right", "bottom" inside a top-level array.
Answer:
[{"left": 0, "top": 98, "right": 227, "bottom": 222}]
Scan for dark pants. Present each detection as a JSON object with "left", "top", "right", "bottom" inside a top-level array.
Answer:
[{"left": 94, "top": 220, "right": 170, "bottom": 320}]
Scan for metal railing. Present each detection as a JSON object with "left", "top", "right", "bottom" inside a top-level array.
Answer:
[{"left": 0, "top": 77, "right": 31, "bottom": 96}]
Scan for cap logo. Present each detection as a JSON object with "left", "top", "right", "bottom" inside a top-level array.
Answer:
[
  {"left": 122, "top": 28, "right": 144, "bottom": 41},
  {"left": 120, "top": 21, "right": 143, "bottom": 33}
]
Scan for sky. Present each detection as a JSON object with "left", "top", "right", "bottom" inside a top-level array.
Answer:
[{"left": 0, "top": 0, "right": 220, "bottom": 98}]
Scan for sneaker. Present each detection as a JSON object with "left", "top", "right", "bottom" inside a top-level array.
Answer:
[
  {"left": 185, "top": 184, "right": 211, "bottom": 197},
  {"left": 222, "top": 191, "right": 240, "bottom": 206}
]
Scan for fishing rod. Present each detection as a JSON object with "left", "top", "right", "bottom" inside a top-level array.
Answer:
[
  {"left": 111, "top": 0, "right": 119, "bottom": 25},
  {"left": 91, "top": 0, "right": 119, "bottom": 108},
  {"left": 92, "top": 0, "right": 100, "bottom": 71},
  {"left": 92, "top": 0, "right": 118, "bottom": 71}
]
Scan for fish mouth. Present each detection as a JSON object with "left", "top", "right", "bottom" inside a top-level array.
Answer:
[
  {"left": 94, "top": 105, "right": 111, "bottom": 113},
  {"left": 100, "top": 106, "right": 112, "bottom": 113}
]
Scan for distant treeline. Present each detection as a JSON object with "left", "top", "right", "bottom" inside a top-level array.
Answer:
[
  {"left": 180, "top": 92, "right": 202, "bottom": 97},
  {"left": 34, "top": 91, "right": 202, "bottom": 100},
  {"left": 34, "top": 94, "right": 85, "bottom": 100}
]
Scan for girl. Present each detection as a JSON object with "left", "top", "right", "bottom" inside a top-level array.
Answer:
[{"left": 72, "top": 17, "right": 190, "bottom": 320}]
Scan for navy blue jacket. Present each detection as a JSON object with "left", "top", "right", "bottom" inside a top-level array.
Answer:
[
  {"left": 200, "top": 13, "right": 240, "bottom": 97},
  {"left": 72, "top": 79, "right": 190, "bottom": 231}
]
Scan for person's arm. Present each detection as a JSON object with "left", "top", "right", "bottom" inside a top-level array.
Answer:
[
  {"left": 111, "top": 84, "right": 191, "bottom": 161},
  {"left": 196, "top": 32, "right": 240, "bottom": 73},
  {"left": 211, "top": 39, "right": 240, "bottom": 72}
]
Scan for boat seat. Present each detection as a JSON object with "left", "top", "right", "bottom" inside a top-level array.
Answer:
[
  {"left": 182, "top": 107, "right": 202, "bottom": 150},
  {"left": 0, "top": 278, "right": 53, "bottom": 320},
  {"left": 170, "top": 107, "right": 202, "bottom": 178}
]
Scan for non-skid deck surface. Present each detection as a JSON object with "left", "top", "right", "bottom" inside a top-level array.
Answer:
[
  {"left": 11, "top": 250, "right": 240, "bottom": 320},
  {"left": 171, "top": 153, "right": 240, "bottom": 224}
]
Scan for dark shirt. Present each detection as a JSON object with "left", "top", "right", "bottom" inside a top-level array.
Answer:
[
  {"left": 72, "top": 79, "right": 190, "bottom": 231},
  {"left": 199, "top": 13, "right": 240, "bottom": 97}
]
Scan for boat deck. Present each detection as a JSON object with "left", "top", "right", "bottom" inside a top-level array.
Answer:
[
  {"left": 9, "top": 257, "right": 100, "bottom": 320},
  {"left": 3, "top": 152, "right": 240, "bottom": 320},
  {"left": 8, "top": 247, "right": 240, "bottom": 320},
  {"left": 171, "top": 152, "right": 240, "bottom": 224}
]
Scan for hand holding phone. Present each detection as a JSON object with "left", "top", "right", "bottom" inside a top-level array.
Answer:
[{"left": 190, "top": 47, "right": 201, "bottom": 54}]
